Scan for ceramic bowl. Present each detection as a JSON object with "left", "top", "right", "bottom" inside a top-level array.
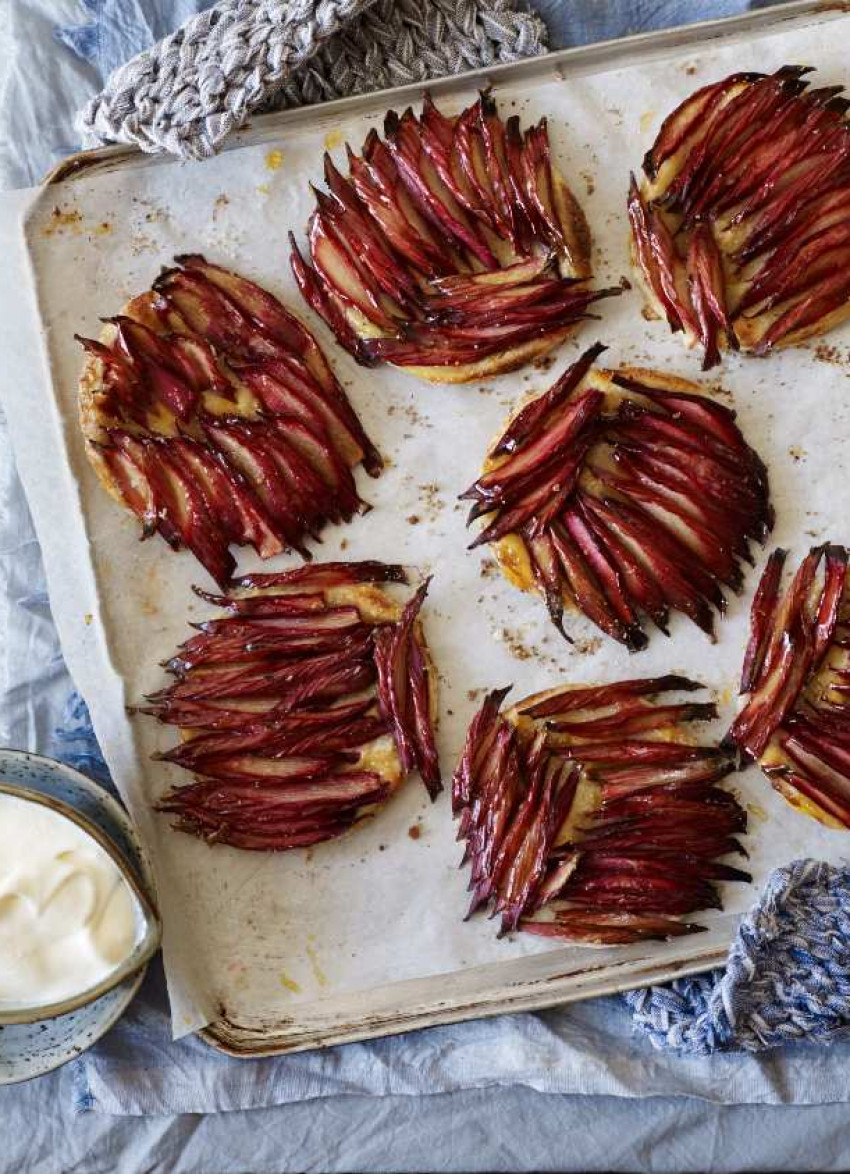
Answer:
[
  {"left": 0, "top": 749, "right": 159, "bottom": 1084},
  {"left": 0, "top": 783, "right": 160, "bottom": 1025}
]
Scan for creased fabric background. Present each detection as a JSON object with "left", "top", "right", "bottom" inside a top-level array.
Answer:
[{"left": 7, "top": 2, "right": 850, "bottom": 1172}]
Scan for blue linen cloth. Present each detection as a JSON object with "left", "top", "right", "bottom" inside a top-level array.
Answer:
[{"left": 5, "top": 0, "right": 850, "bottom": 1122}]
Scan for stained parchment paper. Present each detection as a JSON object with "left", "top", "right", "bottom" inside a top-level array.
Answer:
[{"left": 2, "top": 9, "right": 850, "bottom": 1039}]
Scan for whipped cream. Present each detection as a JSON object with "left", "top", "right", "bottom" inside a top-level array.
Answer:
[{"left": 0, "top": 793, "right": 141, "bottom": 1009}]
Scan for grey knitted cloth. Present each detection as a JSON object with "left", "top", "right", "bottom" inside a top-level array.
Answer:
[{"left": 77, "top": 0, "right": 549, "bottom": 159}]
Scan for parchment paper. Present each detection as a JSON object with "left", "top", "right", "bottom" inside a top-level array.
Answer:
[{"left": 3, "top": 9, "right": 850, "bottom": 1038}]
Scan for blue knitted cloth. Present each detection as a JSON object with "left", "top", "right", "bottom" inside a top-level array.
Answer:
[
  {"left": 54, "top": 692, "right": 850, "bottom": 1055},
  {"left": 626, "top": 861, "right": 850, "bottom": 1053}
]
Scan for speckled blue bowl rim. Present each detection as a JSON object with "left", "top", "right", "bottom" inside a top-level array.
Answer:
[{"left": 0, "top": 749, "right": 158, "bottom": 1085}]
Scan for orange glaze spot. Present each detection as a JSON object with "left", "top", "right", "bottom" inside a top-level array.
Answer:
[{"left": 494, "top": 533, "right": 535, "bottom": 591}]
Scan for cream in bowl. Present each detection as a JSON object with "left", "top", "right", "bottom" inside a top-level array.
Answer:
[{"left": 0, "top": 785, "right": 160, "bottom": 1023}]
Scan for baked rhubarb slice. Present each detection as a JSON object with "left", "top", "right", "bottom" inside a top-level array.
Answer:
[
  {"left": 453, "top": 676, "right": 748, "bottom": 944},
  {"left": 631, "top": 65, "right": 850, "bottom": 367},
  {"left": 290, "top": 90, "right": 624, "bottom": 383},
  {"left": 725, "top": 544, "right": 850, "bottom": 829},
  {"left": 139, "top": 562, "right": 441, "bottom": 851},
  {"left": 461, "top": 344, "right": 772, "bottom": 647},
  {"left": 76, "top": 256, "right": 381, "bottom": 587}
]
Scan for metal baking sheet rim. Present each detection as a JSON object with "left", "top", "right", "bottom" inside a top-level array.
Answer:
[
  {"left": 201, "top": 944, "right": 728, "bottom": 1056},
  {"left": 31, "top": 0, "right": 840, "bottom": 1058}
]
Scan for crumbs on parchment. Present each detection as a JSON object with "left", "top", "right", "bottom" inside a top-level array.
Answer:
[
  {"left": 142, "top": 205, "right": 169, "bottom": 225},
  {"left": 494, "top": 625, "right": 535, "bottom": 661},
  {"left": 131, "top": 233, "right": 159, "bottom": 256},
  {"left": 399, "top": 400, "right": 428, "bottom": 427},
  {"left": 417, "top": 482, "right": 444, "bottom": 521},
  {"left": 814, "top": 342, "right": 846, "bottom": 365}
]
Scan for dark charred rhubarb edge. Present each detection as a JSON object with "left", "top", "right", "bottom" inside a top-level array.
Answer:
[
  {"left": 453, "top": 678, "right": 748, "bottom": 944},
  {"left": 139, "top": 563, "right": 441, "bottom": 851},
  {"left": 632, "top": 65, "right": 850, "bottom": 364},
  {"left": 78, "top": 256, "right": 382, "bottom": 588},
  {"left": 726, "top": 545, "right": 850, "bottom": 827},
  {"left": 460, "top": 347, "right": 772, "bottom": 649},
  {"left": 289, "top": 89, "right": 623, "bottom": 373}
]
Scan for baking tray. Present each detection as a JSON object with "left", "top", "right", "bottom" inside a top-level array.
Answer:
[{"left": 15, "top": 0, "right": 850, "bottom": 1056}]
